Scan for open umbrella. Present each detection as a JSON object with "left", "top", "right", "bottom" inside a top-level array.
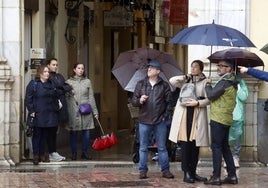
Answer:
[
  {"left": 112, "top": 47, "right": 183, "bottom": 92},
  {"left": 260, "top": 43, "right": 268, "bottom": 54},
  {"left": 208, "top": 48, "right": 264, "bottom": 67},
  {"left": 169, "top": 21, "right": 256, "bottom": 75},
  {"left": 169, "top": 21, "right": 255, "bottom": 47}
]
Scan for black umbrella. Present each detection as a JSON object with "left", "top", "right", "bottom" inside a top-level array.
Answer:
[{"left": 208, "top": 48, "right": 264, "bottom": 67}]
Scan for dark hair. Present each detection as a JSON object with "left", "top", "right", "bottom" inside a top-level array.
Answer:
[
  {"left": 46, "top": 58, "right": 58, "bottom": 65},
  {"left": 191, "top": 60, "right": 204, "bottom": 72},
  {"left": 35, "top": 65, "right": 48, "bottom": 78},
  {"left": 72, "top": 63, "right": 86, "bottom": 77},
  {"left": 223, "top": 59, "right": 235, "bottom": 69}
]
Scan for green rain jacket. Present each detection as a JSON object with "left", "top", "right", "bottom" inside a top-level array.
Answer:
[{"left": 205, "top": 73, "right": 238, "bottom": 126}]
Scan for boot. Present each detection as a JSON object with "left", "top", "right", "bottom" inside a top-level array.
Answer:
[
  {"left": 33, "top": 155, "right": 39, "bottom": 165},
  {"left": 183, "top": 171, "right": 195, "bottom": 183},
  {"left": 81, "top": 152, "right": 92, "bottom": 160},
  {"left": 71, "top": 152, "right": 77, "bottom": 160}
]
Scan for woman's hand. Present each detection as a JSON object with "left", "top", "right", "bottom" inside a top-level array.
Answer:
[{"left": 185, "top": 99, "right": 199, "bottom": 107}]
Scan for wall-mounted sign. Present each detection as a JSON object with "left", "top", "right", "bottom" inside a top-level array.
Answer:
[
  {"left": 104, "top": 6, "right": 133, "bottom": 27},
  {"left": 169, "top": 0, "right": 188, "bottom": 25},
  {"left": 30, "top": 48, "right": 46, "bottom": 69}
]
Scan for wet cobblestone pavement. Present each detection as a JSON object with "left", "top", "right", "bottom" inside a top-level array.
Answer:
[{"left": 0, "top": 160, "right": 268, "bottom": 188}]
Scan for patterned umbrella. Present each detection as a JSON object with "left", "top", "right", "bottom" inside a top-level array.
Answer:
[{"left": 112, "top": 47, "right": 183, "bottom": 92}]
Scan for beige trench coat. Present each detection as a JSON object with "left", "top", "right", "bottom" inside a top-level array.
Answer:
[
  {"left": 168, "top": 75, "right": 210, "bottom": 147},
  {"left": 65, "top": 76, "right": 98, "bottom": 131}
]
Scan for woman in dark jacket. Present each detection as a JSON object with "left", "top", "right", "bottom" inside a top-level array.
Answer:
[
  {"left": 46, "top": 58, "right": 72, "bottom": 162},
  {"left": 25, "top": 65, "right": 60, "bottom": 165}
]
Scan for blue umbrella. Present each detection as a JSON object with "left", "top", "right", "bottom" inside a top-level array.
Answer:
[
  {"left": 169, "top": 21, "right": 255, "bottom": 75},
  {"left": 170, "top": 21, "right": 255, "bottom": 47}
]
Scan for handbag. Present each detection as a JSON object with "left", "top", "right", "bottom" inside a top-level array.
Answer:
[
  {"left": 79, "top": 103, "right": 92, "bottom": 115},
  {"left": 264, "top": 99, "right": 268, "bottom": 111},
  {"left": 26, "top": 114, "right": 35, "bottom": 137},
  {"left": 179, "top": 82, "right": 197, "bottom": 106}
]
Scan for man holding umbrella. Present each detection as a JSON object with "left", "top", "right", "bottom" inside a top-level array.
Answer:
[
  {"left": 204, "top": 59, "right": 238, "bottom": 185},
  {"left": 132, "top": 60, "right": 174, "bottom": 179}
]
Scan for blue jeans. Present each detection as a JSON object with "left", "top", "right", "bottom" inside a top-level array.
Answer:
[
  {"left": 232, "top": 136, "right": 241, "bottom": 158},
  {"left": 210, "top": 120, "right": 236, "bottom": 177},
  {"left": 70, "top": 130, "right": 90, "bottom": 153},
  {"left": 139, "top": 121, "right": 169, "bottom": 172}
]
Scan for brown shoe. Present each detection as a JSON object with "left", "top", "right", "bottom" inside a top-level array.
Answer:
[
  {"left": 162, "top": 170, "right": 174, "bottom": 179},
  {"left": 33, "top": 155, "right": 39, "bottom": 165},
  {"left": 139, "top": 171, "right": 148, "bottom": 179},
  {"left": 39, "top": 154, "right": 50, "bottom": 162}
]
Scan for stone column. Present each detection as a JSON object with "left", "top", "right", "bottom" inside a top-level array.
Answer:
[{"left": 0, "top": 58, "right": 14, "bottom": 166}]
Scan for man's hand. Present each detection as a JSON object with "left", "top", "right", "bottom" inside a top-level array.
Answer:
[{"left": 140, "top": 95, "right": 149, "bottom": 104}]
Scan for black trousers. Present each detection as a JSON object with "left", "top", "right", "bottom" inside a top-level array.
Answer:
[
  {"left": 181, "top": 107, "right": 200, "bottom": 175},
  {"left": 47, "top": 127, "right": 58, "bottom": 153}
]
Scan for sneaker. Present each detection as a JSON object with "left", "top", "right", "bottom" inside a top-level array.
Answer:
[
  {"left": 49, "top": 152, "right": 65, "bottom": 162},
  {"left": 152, "top": 153, "right": 159, "bottom": 161},
  {"left": 233, "top": 156, "right": 240, "bottom": 168},
  {"left": 54, "top": 152, "right": 66, "bottom": 160},
  {"left": 222, "top": 160, "right": 226, "bottom": 168}
]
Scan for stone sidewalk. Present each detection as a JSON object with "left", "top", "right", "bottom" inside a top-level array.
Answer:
[{"left": 0, "top": 160, "right": 267, "bottom": 187}]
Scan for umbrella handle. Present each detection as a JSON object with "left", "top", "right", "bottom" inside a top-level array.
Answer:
[{"left": 95, "top": 118, "right": 105, "bottom": 136}]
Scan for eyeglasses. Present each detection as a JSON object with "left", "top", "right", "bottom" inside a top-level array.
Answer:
[{"left": 217, "top": 64, "right": 230, "bottom": 68}]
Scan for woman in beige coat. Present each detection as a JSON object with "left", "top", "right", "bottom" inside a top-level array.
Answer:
[
  {"left": 169, "top": 60, "right": 210, "bottom": 183},
  {"left": 66, "top": 63, "right": 99, "bottom": 160}
]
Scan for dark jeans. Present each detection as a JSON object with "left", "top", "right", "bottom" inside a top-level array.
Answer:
[
  {"left": 47, "top": 127, "right": 58, "bottom": 153},
  {"left": 32, "top": 127, "right": 48, "bottom": 156},
  {"left": 70, "top": 130, "right": 90, "bottom": 154},
  {"left": 210, "top": 120, "right": 236, "bottom": 177}
]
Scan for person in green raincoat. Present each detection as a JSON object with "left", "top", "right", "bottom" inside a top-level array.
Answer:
[{"left": 229, "top": 75, "right": 248, "bottom": 167}]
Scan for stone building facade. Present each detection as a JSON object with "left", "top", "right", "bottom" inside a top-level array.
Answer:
[{"left": 0, "top": 0, "right": 268, "bottom": 166}]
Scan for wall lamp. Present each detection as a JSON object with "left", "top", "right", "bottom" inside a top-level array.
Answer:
[{"left": 64, "top": 0, "right": 83, "bottom": 44}]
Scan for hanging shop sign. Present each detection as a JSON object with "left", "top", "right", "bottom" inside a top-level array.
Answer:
[
  {"left": 169, "top": 0, "right": 188, "bottom": 25},
  {"left": 104, "top": 6, "right": 133, "bottom": 27},
  {"left": 30, "top": 48, "right": 46, "bottom": 69}
]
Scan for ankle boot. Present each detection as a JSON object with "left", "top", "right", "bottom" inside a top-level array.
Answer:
[
  {"left": 33, "top": 155, "right": 39, "bottom": 165},
  {"left": 183, "top": 171, "right": 195, "bottom": 183},
  {"left": 81, "top": 152, "right": 92, "bottom": 160},
  {"left": 71, "top": 152, "right": 77, "bottom": 160}
]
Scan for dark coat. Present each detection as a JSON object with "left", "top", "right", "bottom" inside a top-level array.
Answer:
[
  {"left": 131, "top": 77, "right": 171, "bottom": 125},
  {"left": 49, "top": 72, "right": 72, "bottom": 123},
  {"left": 25, "top": 78, "right": 59, "bottom": 127}
]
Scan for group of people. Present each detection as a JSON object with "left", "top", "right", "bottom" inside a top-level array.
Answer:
[
  {"left": 25, "top": 58, "right": 99, "bottom": 165},
  {"left": 131, "top": 58, "right": 257, "bottom": 185}
]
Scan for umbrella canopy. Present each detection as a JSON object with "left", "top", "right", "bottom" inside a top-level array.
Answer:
[
  {"left": 260, "top": 43, "right": 268, "bottom": 54},
  {"left": 169, "top": 21, "right": 255, "bottom": 47},
  {"left": 208, "top": 48, "right": 264, "bottom": 67},
  {"left": 112, "top": 47, "right": 183, "bottom": 92}
]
